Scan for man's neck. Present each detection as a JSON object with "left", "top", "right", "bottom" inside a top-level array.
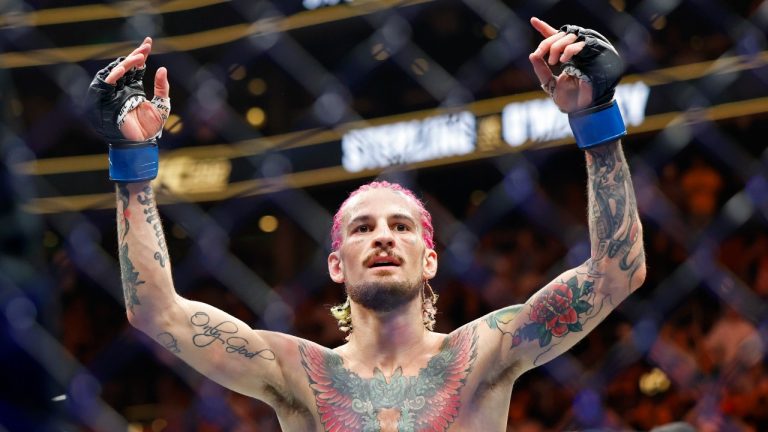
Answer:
[{"left": 344, "top": 297, "right": 436, "bottom": 376}]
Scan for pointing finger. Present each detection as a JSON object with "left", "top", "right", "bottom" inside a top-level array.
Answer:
[
  {"left": 104, "top": 53, "right": 145, "bottom": 85},
  {"left": 135, "top": 37, "right": 152, "bottom": 69},
  {"left": 104, "top": 38, "right": 153, "bottom": 85},
  {"left": 126, "top": 41, "right": 150, "bottom": 60},
  {"left": 530, "top": 17, "right": 558, "bottom": 38},
  {"left": 127, "top": 40, "right": 152, "bottom": 69}
]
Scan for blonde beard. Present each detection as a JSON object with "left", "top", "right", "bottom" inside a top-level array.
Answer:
[{"left": 346, "top": 277, "right": 422, "bottom": 313}]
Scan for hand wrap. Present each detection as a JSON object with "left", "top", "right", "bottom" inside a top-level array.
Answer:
[
  {"left": 560, "top": 25, "right": 627, "bottom": 149},
  {"left": 86, "top": 57, "right": 161, "bottom": 182}
]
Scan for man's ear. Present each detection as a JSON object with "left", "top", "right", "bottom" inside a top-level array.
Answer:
[
  {"left": 328, "top": 251, "right": 344, "bottom": 283},
  {"left": 422, "top": 248, "right": 438, "bottom": 280}
]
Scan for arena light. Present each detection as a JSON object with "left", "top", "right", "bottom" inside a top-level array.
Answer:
[
  {"left": 248, "top": 78, "right": 267, "bottom": 96},
  {"left": 258, "top": 215, "right": 279, "bottom": 233},
  {"left": 163, "top": 114, "right": 183, "bottom": 134},
  {"left": 246, "top": 107, "right": 267, "bottom": 127},
  {"left": 228, "top": 64, "right": 246, "bottom": 80},
  {"left": 302, "top": 0, "right": 353, "bottom": 11},
  {"left": 371, "top": 43, "right": 390, "bottom": 61}
]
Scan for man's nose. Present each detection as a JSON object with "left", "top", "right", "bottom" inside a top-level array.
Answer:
[{"left": 372, "top": 225, "right": 395, "bottom": 248}]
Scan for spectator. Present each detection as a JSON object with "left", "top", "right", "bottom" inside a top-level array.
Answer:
[{"left": 680, "top": 156, "right": 723, "bottom": 228}]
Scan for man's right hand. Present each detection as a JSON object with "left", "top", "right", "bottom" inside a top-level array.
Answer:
[
  {"left": 87, "top": 37, "right": 170, "bottom": 182},
  {"left": 100, "top": 37, "right": 170, "bottom": 142}
]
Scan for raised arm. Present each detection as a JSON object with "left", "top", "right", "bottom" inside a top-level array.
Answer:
[
  {"left": 116, "top": 182, "right": 289, "bottom": 395},
  {"left": 480, "top": 18, "right": 645, "bottom": 375},
  {"left": 87, "top": 39, "right": 299, "bottom": 403}
]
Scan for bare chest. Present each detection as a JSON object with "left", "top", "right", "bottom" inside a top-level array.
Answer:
[
  {"left": 277, "top": 381, "right": 512, "bottom": 432},
  {"left": 293, "top": 325, "right": 499, "bottom": 432}
]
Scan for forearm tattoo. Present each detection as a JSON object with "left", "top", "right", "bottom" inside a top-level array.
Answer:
[
  {"left": 300, "top": 324, "right": 478, "bottom": 432},
  {"left": 484, "top": 144, "right": 643, "bottom": 364},
  {"left": 117, "top": 185, "right": 144, "bottom": 314},
  {"left": 136, "top": 186, "right": 170, "bottom": 268},
  {"left": 119, "top": 243, "right": 144, "bottom": 314},
  {"left": 117, "top": 184, "right": 130, "bottom": 242},
  {"left": 190, "top": 312, "right": 276, "bottom": 361},
  {"left": 586, "top": 145, "right": 643, "bottom": 281}
]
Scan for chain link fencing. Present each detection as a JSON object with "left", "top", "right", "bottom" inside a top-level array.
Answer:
[{"left": 1, "top": 0, "right": 767, "bottom": 430}]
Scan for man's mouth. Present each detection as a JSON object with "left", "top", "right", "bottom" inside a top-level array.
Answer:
[{"left": 366, "top": 255, "right": 402, "bottom": 268}]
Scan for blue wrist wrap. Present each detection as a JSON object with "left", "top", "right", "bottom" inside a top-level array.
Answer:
[
  {"left": 108, "top": 140, "right": 159, "bottom": 182},
  {"left": 568, "top": 101, "right": 627, "bottom": 149}
]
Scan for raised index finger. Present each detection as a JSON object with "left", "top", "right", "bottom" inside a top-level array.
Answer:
[
  {"left": 131, "top": 37, "right": 152, "bottom": 69},
  {"left": 104, "top": 39, "right": 152, "bottom": 85},
  {"left": 530, "top": 17, "right": 558, "bottom": 38}
]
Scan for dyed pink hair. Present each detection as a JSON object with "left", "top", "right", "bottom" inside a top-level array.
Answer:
[{"left": 331, "top": 181, "right": 435, "bottom": 251}]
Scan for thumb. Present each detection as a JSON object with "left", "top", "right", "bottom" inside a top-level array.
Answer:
[{"left": 154, "top": 67, "right": 169, "bottom": 98}]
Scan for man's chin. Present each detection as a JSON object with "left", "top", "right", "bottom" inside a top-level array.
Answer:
[{"left": 346, "top": 280, "right": 421, "bottom": 313}]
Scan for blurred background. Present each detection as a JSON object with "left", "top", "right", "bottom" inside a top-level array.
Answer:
[{"left": 2, "top": 0, "right": 768, "bottom": 431}]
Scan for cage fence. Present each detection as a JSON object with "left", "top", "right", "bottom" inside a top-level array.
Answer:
[{"left": 1, "top": 0, "right": 768, "bottom": 431}]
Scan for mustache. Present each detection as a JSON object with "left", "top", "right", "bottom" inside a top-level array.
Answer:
[{"left": 362, "top": 250, "right": 405, "bottom": 266}]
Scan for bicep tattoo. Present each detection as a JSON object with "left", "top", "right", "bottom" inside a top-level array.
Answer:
[
  {"left": 487, "top": 277, "right": 601, "bottom": 366},
  {"left": 189, "top": 312, "right": 276, "bottom": 361}
]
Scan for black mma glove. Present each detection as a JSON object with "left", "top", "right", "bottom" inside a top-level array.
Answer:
[
  {"left": 86, "top": 57, "right": 161, "bottom": 182},
  {"left": 560, "top": 25, "right": 626, "bottom": 149}
]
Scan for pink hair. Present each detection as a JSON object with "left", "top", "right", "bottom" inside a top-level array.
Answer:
[{"left": 331, "top": 181, "right": 435, "bottom": 251}]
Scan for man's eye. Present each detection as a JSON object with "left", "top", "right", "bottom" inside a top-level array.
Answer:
[
  {"left": 355, "top": 225, "right": 370, "bottom": 233},
  {"left": 395, "top": 223, "right": 408, "bottom": 231}
]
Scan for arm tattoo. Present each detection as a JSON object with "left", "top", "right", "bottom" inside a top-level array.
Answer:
[
  {"left": 487, "top": 277, "right": 595, "bottom": 355},
  {"left": 484, "top": 305, "right": 523, "bottom": 334},
  {"left": 586, "top": 145, "right": 643, "bottom": 282},
  {"left": 116, "top": 185, "right": 144, "bottom": 314},
  {"left": 156, "top": 331, "right": 181, "bottom": 354},
  {"left": 189, "top": 312, "right": 275, "bottom": 361},
  {"left": 119, "top": 243, "right": 144, "bottom": 314},
  {"left": 117, "top": 184, "right": 130, "bottom": 242},
  {"left": 299, "top": 324, "right": 478, "bottom": 432},
  {"left": 136, "top": 185, "right": 170, "bottom": 268},
  {"left": 486, "top": 146, "right": 643, "bottom": 367}
]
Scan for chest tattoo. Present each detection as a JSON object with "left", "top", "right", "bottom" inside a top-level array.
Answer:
[{"left": 299, "top": 325, "right": 478, "bottom": 432}]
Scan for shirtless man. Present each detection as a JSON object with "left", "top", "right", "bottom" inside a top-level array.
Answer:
[{"left": 87, "top": 17, "right": 645, "bottom": 431}]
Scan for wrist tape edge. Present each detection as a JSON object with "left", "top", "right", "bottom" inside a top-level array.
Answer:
[
  {"left": 568, "top": 100, "right": 627, "bottom": 149},
  {"left": 109, "top": 140, "right": 158, "bottom": 182}
]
